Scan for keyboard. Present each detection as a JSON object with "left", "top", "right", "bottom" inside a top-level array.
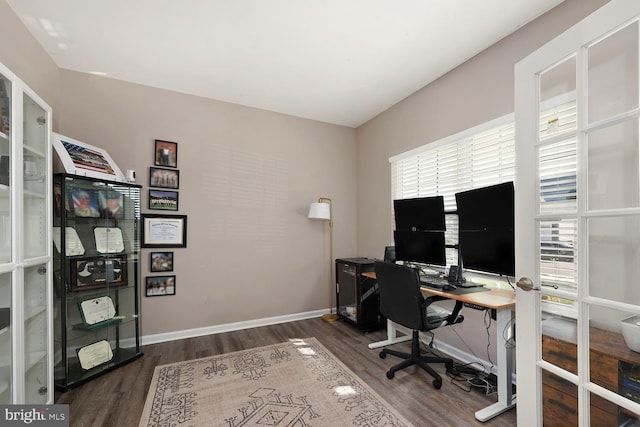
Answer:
[{"left": 420, "top": 277, "right": 450, "bottom": 289}]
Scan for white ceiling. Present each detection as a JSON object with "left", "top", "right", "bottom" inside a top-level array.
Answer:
[{"left": 7, "top": 0, "right": 564, "bottom": 127}]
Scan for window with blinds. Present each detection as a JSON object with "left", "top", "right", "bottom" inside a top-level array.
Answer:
[{"left": 390, "top": 114, "right": 515, "bottom": 267}]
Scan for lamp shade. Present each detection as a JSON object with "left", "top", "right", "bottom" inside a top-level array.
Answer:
[{"left": 308, "top": 202, "right": 331, "bottom": 220}]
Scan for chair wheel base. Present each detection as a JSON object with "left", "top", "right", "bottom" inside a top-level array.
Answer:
[
  {"left": 379, "top": 351, "right": 386, "bottom": 359},
  {"left": 433, "top": 378, "right": 442, "bottom": 389},
  {"left": 386, "top": 370, "right": 395, "bottom": 379}
]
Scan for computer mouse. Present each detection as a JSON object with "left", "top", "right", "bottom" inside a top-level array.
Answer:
[{"left": 443, "top": 284, "right": 457, "bottom": 291}]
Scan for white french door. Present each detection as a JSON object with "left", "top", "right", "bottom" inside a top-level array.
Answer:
[{"left": 515, "top": 0, "right": 640, "bottom": 425}]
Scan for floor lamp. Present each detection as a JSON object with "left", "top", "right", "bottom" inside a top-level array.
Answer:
[{"left": 308, "top": 197, "right": 339, "bottom": 322}]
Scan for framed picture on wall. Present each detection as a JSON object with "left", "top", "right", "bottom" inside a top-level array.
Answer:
[
  {"left": 154, "top": 139, "right": 178, "bottom": 168},
  {"left": 149, "top": 167, "right": 179, "bottom": 189},
  {"left": 148, "top": 189, "right": 179, "bottom": 211},
  {"left": 141, "top": 214, "right": 187, "bottom": 248},
  {"left": 145, "top": 275, "right": 176, "bottom": 296},
  {"left": 150, "top": 252, "right": 174, "bottom": 272}
]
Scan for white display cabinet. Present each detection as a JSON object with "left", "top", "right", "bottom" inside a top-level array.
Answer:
[{"left": 0, "top": 62, "right": 53, "bottom": 404}]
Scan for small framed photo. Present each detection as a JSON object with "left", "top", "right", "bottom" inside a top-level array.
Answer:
[
  {"left": 149, "top": 189, "right": 179, "bottom": 211},
  {"left": 70, "top": 255, "right": 128, "bottom": 291},
  {"left": 98, "top": 191, "right": 124, "bottom": 218},
  {"left": 146, "top": 275, "right": 175, "bottom": 296},
  {"left": 149, "top": 167, "right": 179, "bottom": 189},
  {"left": 71, "top": 188, "right": 100, "bottom": 217},
  {"left": 150, "top": 252, "right": 174, "bottom": 272},
  {"left": 141, "top": 214, "right": 187, "bottom": 248},
  {"left": 154, "top": 139, "right": 178, "bottom": 168}
]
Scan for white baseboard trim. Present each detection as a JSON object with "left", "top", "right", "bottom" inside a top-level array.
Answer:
[{"left": 141, "top": 309, "right": 329, "bottom": 346}]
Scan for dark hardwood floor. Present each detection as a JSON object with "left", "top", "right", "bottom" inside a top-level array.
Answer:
[{"left": 55, "top": 317, "right": 517, "bottom": 426}]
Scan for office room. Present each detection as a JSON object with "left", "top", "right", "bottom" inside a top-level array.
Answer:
[{"left": 2, "top": 0, "right": 640, "bottom": 425}]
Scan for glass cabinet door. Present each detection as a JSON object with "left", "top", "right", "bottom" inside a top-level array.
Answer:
[
  {"left": 0, "top": 67, "right": 12, "bottom": 405},
  {"left": 22, "top": 94, "right": 48, "bottom": 260},
  {"left": 0, "top": 72, "right": 11, "bottom": 263},
  {"left": 24, "top": 265, "right": 48, "bottom": 403},
  {"left": 21, "top": 90, "right": 51, "bottom": 403},
  {"left": 0, "top": 62, "right": 52, "bottom": 404}
]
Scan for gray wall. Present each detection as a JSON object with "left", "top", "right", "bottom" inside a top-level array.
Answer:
[
  {"left": 356, "top": 0, "right": 608, "bottom": 359},
  {"left": 57, "top": 71, "right": 357, "bottom": 336},
  {"left": 0, "top": 0, "right": 60, "bottom": 124}
]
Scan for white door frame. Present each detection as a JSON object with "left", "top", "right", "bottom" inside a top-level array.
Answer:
[{"left": 515, "top": 0, "right": 640, "bottom": 424}]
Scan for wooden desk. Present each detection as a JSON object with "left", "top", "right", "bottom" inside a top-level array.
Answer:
[{"left": 362, "top": 271, "right": 516, "bottom": 422}]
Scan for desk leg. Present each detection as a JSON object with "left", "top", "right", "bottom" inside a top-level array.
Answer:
[
  {"left": 367, "top": 320, "right": 412, "bottom": 349},
  {"left": 475, "top": 307, "right": 516, "bottom": 422}
]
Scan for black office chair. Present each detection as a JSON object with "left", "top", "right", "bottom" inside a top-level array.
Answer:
[{"left": 375, "top": 261, "right": 463, "bottom": 389}]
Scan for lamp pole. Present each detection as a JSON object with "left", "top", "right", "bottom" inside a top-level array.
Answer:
[{"left": 316, "top": 198, "right": 338, "bottom": 322}]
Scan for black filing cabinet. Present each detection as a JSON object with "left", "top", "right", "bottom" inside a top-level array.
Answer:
[{"left": 335, "top": 258, "right": 383, "bottom": 332}]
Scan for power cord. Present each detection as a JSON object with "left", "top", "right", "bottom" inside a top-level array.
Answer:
[
  {"left": 420, "top": 308, "right": 503, "bottom": 395},
  {"left": 484, "top": 309, "right": 495, "bottom": 374},
  {"left": 505, "top": 275, "right": 515, "bottom": 290},
  {"left": 448, "top": 317, "right": 492, "bottom": 374},
  {"left": 424, "top": 318, "right": 498, "bottom": 395},
  {"left": 445, "top": 363, "right": 496, "bottom": 395},
  {"left": 503, "top": 317, "right": 516, "bottom": 349}
]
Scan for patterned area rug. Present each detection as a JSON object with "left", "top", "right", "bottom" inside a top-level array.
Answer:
[{"left": 138, "top": 337, "right": 413, "bottom": 426}]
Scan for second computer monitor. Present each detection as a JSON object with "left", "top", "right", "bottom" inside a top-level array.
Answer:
[
  {"left": 394, "top": 230, "right": 446, "bottom": 266},
  {"left": 455, "top": 182, "right": 515, "bottom": 276},
  {"left": 394, "top": 196, "right": 445, "bottom": 232}
]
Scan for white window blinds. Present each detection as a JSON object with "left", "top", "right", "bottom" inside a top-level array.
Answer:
[
  {"left": 390, "top": 115, "right": 515, "bottom": 211},
  {"left": 390, "top": 114, "right": 516, "bottom": 267}
]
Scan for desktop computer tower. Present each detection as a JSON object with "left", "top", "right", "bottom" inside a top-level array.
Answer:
[{"left": 335, "top": 258, "right": 384, "bottom": 332}]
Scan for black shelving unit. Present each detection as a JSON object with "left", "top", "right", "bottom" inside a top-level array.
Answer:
[{"left": 335, "top": 258, "right": 383, "bottom": 332}]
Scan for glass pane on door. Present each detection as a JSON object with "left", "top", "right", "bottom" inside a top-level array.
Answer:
[
  {"left": 539, "top": 56, "right": 577, "bottom": 139},
  {"left": 542, "top": 307, "right": 578, "bottom": 376},
  {"left": 588, "top": 215, "right": 640, "bottom": 305},
  {"left": 588, "top": 21, "right": 639, "bottom": 123},
  {"left": 538, "top": 139, "right": 577, "bottom": 215},
  {"left": 589, "top": 390, "right": 637, "bottom": 426},
  {"left": 587, "top": 118, "right": 639, "bottom": 211},
  {"left": 539, "top": 219, "right": 577, "bottom": 293},
  {"left": 542, "top": 370, "right": 578, "bottom": 426},
  {"left": 589, "top": 305, "right": 640, "bottom": 420}
]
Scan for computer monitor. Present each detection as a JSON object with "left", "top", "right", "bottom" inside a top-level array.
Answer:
[
  {"left": 393, "top": 230, "right": 446, "bottom": 266},
  {"left": 458, "top": 229, "right": 515, "bottom": 276},
  {"left": 393, "top": 196, "right": 445, "bottom": 232},
  {"left": 455, "top": 182, "right": 515, "bottom": 276},
  {"left": 455, "top": 182, "right": 514, "bottom": 231}
]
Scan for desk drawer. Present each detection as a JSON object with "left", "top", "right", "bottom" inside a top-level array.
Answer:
[
  {"left": 542, "top": 335, "right": 577, "bottom": 374},
  {"left": 542, "top": 376, "right": 577, "bottom": 427}
]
